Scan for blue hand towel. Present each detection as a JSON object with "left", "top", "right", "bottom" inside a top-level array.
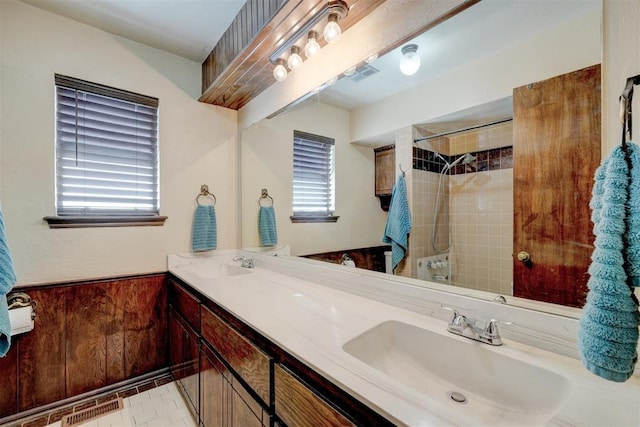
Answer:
[
  {"left": 0, "top": 206, "right": 17, "bottom": 357},
  {"left": 0, "top": 297, "right": 10, "bottom": 357},
  {"left": 626, "top": 143, "right": 640, "bottom": 286},
  {"left": 577, "top": 144, "right": 639, "bottom": 382},
  {"left": 192, "top": 205, "right": 217, "bottom": 252},
  {"left": 259, "top": 206, "right": 278, "bottom": 247},
  {"left": 382, "top": 175, "right": 412, "bottom": 272}
]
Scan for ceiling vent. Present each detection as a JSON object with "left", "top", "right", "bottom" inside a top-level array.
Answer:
[{"left": 349, "top": 64, "right": 379, "bottom": 82}]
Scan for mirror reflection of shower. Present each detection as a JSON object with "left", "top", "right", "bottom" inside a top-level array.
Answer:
[{"left": 431, "top": 152, "right": 476, "bottom": 254}]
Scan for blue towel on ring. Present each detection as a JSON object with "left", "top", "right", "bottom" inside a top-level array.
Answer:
[
  {"left": 382, "top": 175, "right": 412, "bottom": 272},
  {"left": 0, "top": 206, "right": 17, "bottom": 357},
  {"left": 192, "top": 205, "right": 217, "bottom": 252},
  {"left": 577, "top": 144, "right": 640, "bottom": 382},
  {"left": 259, "top": 206, "right": 277, "bottom": 247}
]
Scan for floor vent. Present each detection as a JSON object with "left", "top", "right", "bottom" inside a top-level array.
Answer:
[{"left": 61, "top": 398, "right": 123, "bottom": 427}]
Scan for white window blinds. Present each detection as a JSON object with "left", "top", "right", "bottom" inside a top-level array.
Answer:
[
  {"left": 292, "top": 130, "right": 335, "bottom": 216},
  {"left": 54, "top": 74, "right": 159, "bottom": 217}
]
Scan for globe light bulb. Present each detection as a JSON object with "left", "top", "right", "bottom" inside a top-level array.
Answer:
[
  {"left": 287, "top": 46, "right": 303, "bottom": 70},
  {"left": 323, "top": 14, "right": 342, "bottom": 43},
  {"left": 399, "top": 44, "right": 421, "bottom": 76},
  {"left": 273, "top": 58, "right": 288, "bottom": 82},
  {"left": 304, "top": 31, "right": 321, "bottom": 58}
]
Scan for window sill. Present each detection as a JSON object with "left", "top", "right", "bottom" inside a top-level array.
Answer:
[
  {"left": 290, "top": 215, "right": 340, "bottom": 223},
  {"left": 44, "top": 216, "right": 168, "bottom": 229}
]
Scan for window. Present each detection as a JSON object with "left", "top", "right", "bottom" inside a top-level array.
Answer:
[
  {"left": 291, "top": 130, "right": 338, "bottom": 223},
  {"left": 45, "top": 74, "right": 166, "bottom": 228}
]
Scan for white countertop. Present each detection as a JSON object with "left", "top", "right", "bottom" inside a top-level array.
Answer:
[{"left": 168, "top": 251, "right": 640, "bottom": 427}]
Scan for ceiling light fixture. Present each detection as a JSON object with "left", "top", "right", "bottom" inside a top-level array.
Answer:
[
  {"left": 269, "top": 1, "right": 348, "bottom": 81},
  {"left": 273, "top": 58, "right": 288, "bottom": 82},
  {"left": 343, "top": 66, "right": 356, "bottom": 76},
  {"left": 399, "top": 44, "right": 420, "bottom": 76},
  {"left": 304, "top": 31, "right": 321, "bottom": 58},
  {"left": 365, "top": 53, "right": 378, "bottom": 64},
  {"left": 287, "top": 46, "right": 303, "bottom": 70}
]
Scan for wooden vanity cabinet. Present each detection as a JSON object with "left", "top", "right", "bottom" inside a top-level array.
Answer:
[
  {"left": 169, "top": 279, "right": 272, "bottom": 427},
  {"left": 168, "top": 276, "right": 392, "bottom": 427}
]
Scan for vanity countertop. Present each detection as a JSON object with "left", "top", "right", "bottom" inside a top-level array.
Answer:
[{"left": 168, "top": 251, "right": 640, "bottom": 427}]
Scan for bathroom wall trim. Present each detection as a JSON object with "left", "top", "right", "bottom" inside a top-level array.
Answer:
[{"left": 0, "top": 273, "right": 168, "bottom": 418}]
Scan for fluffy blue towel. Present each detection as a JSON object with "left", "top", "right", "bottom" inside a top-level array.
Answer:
[
  {"left": 0, "top": 206, "right": 17, "bottom": 357},
  {"left": 192, "top": 205, "right": 217, "bottom": 252},
  {"left": 382, "top": 175, "right": 412, "bottom": 272},
  {"left": 577, "top": 144, "right": 640, "bottom": 382},
  {"left": 627, "top": 144, "right": 640, "bottom": 287},
  {"left": 259, "top": 206, "right": 278, "bottom": 247}
]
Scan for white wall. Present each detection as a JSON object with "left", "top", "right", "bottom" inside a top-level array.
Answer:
[
  {"left": 0, "top": 0, "right": 239, "bottom": 284},
  {"left": 350, "top": 8, "right": 601, "bottom": 143},
  {"left": 237, "top": 0, "right": 469, "bottom": 129},
  {"left": 603, "top": 0, "right": 640, "bottom": 156},
  {"left": 241, "top": 102, "right": 386, "bottom": 255}
]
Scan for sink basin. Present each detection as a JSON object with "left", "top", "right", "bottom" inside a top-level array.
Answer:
[
  {"left": 343, "top": 321, "right": 571, "bottom": 426},
  {"left": 178, "top": 263, "right": 253, "bottom": 280}
]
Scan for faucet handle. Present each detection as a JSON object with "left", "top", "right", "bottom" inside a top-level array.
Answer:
[{"left": 484, "top": 318, "right": 514, "bottom": 338}]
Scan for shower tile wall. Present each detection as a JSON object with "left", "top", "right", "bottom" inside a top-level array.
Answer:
[
  {"left": 449, "top": 123, "right": 514, "bottom": 294},
  {"left": 410, "top": 123, "right": 513, "bottom": 295}
]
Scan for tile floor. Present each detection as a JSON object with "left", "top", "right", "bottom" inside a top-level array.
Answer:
[
  {"left": 6, "top": 376, "right": 197, "bottom": 427},
  {"left": 44, "top": 382, "right": 197, "bottom": 427}
]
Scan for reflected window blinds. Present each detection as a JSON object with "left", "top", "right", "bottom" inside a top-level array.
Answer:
[{"left": 292, "top": 130, "right": 335, "bottom": 216}]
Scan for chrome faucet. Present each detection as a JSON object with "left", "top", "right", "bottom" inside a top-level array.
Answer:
[
  {"left": 232, "top": 255, "right": 255, "bottom": 269},
  {"left": 444, "top": 308, "right": 512, "bottom": 346}
]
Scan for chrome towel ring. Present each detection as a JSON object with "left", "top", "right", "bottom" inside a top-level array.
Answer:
[
  {"left": 259, "top": 188, "right": 274, "bottom": 207},
  {"left": 196, "top": 184, "right": 216, "bottom": 206}
]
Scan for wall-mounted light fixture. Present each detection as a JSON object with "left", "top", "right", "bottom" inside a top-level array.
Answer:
[
  {"left": 287, "top": 46, "right": 303, "bottom": 70},
  {"left": 399, "top": 44, "right": 420, "bottom": 76},
  {"left": 304, "top": 31, "right": 321, "bottom": 58},
  {"left": 270, "top": 1, "right": 349, "bottom": 82},
  {"left": 273, "top": 58, "right": 288, "bottom": 81}
]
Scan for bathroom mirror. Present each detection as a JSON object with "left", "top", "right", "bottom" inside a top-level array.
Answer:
[{"left": 240, "top": 0, "right": 601, "bottom": 314}]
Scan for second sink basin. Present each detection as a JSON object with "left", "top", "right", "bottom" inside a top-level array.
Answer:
[
  {"left": 179, "top": 262, "right": 253, "bottom": 280},
  {"left": 343, "top": 320, "right": 572, "bottom": 426}
]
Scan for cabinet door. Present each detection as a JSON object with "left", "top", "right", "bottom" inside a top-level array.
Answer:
[
  {"left": 201, "top": 306, "right": 272, "bottom": 406},
  {"left": 169, "top": 308, "right": 200, "bottom": 417},
  {"left": 200, "top": 343, "right": 228, "bottom": 427},
  {"left": 375, "top": 148, "right": 395, "bottom": 195},
  {"left": 230, "top": 376, "right": 267, "bottom": 427},
  {"left": 275, "top": 365, "right": 354, "bottom": 427}
]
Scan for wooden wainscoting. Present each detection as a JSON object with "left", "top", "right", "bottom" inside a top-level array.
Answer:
[
  {"left": 303, "top": 246, "right": 391, "bottom": 272},
  {"left": 0, "top": 274, "right": 168, "bottom": 419}
]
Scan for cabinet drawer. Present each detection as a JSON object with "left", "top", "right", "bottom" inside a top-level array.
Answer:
[
  {"left": 170, "top": 280, "right": 200, "bottom": 331},
  {"left": 275, "top": 365, "right": 355, "bottom": 427},
  {"left": 201, "top": 306, "right": 272, "bottom": 405}
]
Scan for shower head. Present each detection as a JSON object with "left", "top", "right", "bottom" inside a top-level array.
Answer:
[{"left": 449, "top": 152, "right": 476, "bottom": 169}]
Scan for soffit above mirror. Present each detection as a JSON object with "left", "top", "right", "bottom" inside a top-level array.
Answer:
[{"left": 199, "top": 0, "right": 387, "bottom": 110}]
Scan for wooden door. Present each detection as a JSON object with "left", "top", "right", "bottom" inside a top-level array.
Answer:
[
  {"left": 200, "top": 343, "right": 228, "bottom": 427},
  {"left": 513, "top": 64, "right": 601, "bottom": 307}
]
